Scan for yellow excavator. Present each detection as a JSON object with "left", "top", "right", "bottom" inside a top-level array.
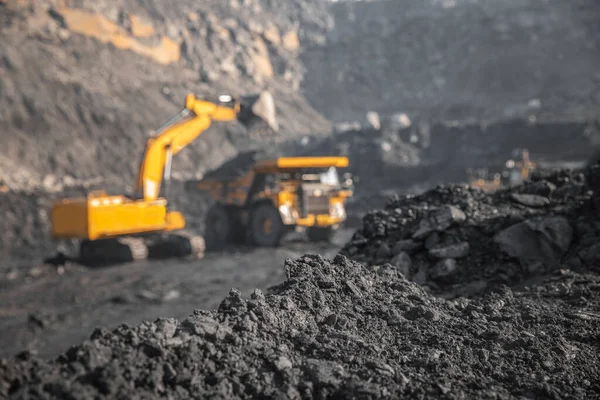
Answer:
[{"left": 50, "top": 91, "right": 278, "bottom": 264}]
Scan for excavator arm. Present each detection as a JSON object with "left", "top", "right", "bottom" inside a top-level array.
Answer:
[{"left": 133, "top": 93, "right": 277, "bottom": 202}]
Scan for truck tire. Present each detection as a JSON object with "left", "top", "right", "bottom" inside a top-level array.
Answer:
[
  {"left": 204, "top": 204, "right": 235, "bottom": 251},
  {"left": 225, "top": 206, "right": 246, "bottom": 245},
  {"left": 249, "top": 202, "right": 284, "bottom": 247},
  {"left": 307, "top": 226, "right": 336, "bottom": 243}
]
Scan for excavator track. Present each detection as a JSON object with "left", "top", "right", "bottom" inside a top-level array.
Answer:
[
  {"left": 146, "top": 230, "right": 206, "bottom": 260},
  {"left": 79, "top": 237, "right": 149, "bottom": 265}
]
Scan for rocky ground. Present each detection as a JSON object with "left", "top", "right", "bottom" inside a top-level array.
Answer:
[{"left": 2, "top": 165, "right": 600, "bottom": 399}]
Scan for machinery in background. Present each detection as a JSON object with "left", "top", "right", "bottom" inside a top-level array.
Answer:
[
  {"left": 467, "top": 148, "right": 536, "bottom": 192},
  {"left": 505, "top": 148, "right": 536, "bottom": 187},
  {"left": 185, "top": 157, "right": 354, "bottom": 250},
  {"left": 466, "top": 167, "right": 502, "bottom": 192},
  {"left": 50, "top": 91, "right": 278, "bottom": 264}
]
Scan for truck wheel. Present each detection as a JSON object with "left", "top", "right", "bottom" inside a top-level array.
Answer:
[
  {"left": 204, "top": 204, "right": 234, "bottom": 251},
  {"left": 249, "top": 202, "right": 284, "bottom": 247},
  {"left": 307, "top": 226, "right": 336, "bottom": 243},
  {"left": 224, "top": 206, "right": 246, "bottom": 244}
]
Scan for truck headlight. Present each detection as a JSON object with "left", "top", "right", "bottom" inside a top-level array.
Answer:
[
  {"left": 279, "top": 204, "right": 295, "bottom": 224},
  {"left": 330, "top": 202, "right": 346, "bottom": 218}
]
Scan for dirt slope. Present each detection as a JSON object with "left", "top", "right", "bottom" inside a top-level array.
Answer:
[{"left": 0, "top": 0, "right": 331, "bottom": 190}]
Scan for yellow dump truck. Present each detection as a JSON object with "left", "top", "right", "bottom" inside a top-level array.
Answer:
[{"left": 185, "top": 157, "right": 354, "bottom": 249}]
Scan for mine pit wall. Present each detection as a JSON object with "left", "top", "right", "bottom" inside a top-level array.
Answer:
[{"left": 301, "top": 0, "right": 600, "bottom": 123}]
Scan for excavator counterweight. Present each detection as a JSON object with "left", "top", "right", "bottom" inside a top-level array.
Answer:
[{"left": 50, "top": 91, "right": 278, "bottom": 265}]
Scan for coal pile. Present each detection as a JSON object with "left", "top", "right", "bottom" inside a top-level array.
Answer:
[
  {"left": 2, "top": 251, "right": 600, "bottom": 398},
  {"left": 342, "top": 167, "right": 600, "bottom": 298},
  {"left": 3, "top": 166, "right": 600, "bottom": 398}
]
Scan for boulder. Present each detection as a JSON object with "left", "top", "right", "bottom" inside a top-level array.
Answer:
[
  {"left": 413, "top": 205, "right": 467, "bottom": 239},
  {"left": 392, "top": 239, "right": 421, "bottom": 255},
  {"left": 493, "top": 216, "right": 573, "bottom": 271},
  {"left": 429, "top": 259, "right": 459, "bottom": 283},
  {"left": 510, "top": 193, "right": 550, "bottom": 208},
  {"left": 429, "top": 242, "right": 470, "bottom": 259},
  {"left": 376, "top": 242, "right": 392, "bottom": 260},
  {"left": 391, "top": 252, "right": 412, "bottom": 277},
  {"left": 522, "top": 180, "right": 556, "bottom": 197}
]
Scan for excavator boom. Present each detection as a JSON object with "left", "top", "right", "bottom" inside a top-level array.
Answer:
[{"left": 135, "top": 93, "right": 278, "bottom": 201}]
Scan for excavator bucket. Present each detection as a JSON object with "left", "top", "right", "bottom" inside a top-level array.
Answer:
[{"left": 237, "top": 91, "right": 279, "bottom": 133}]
